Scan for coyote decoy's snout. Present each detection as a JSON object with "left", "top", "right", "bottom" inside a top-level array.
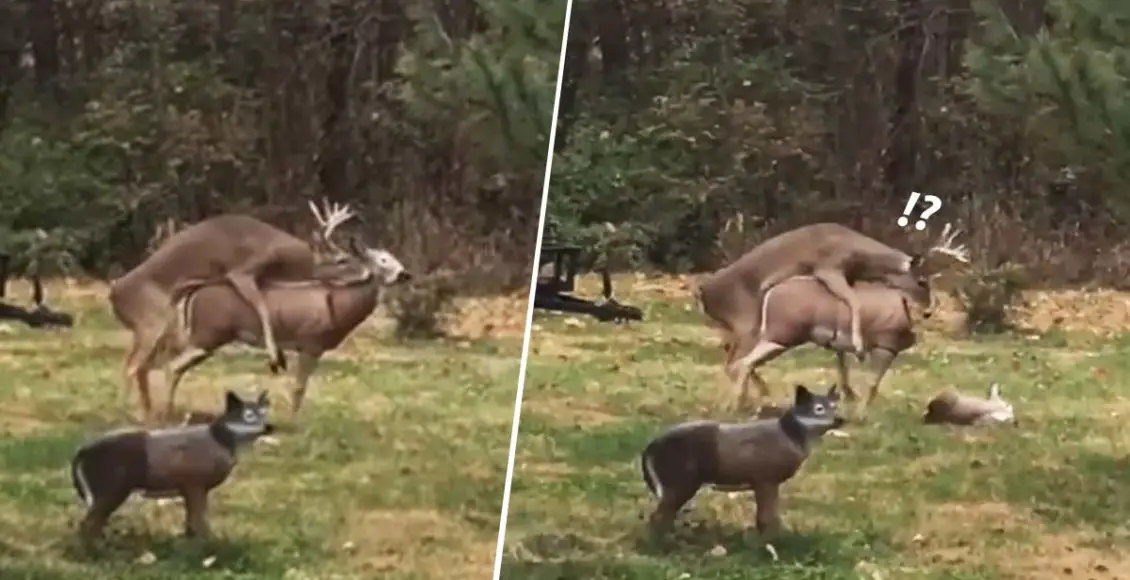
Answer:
[
  {"left": 640, "top": 384, "right": 844, "bottom": 537},
  {"left": 70, "top": 389, "right": 274, "bottom": 543}
]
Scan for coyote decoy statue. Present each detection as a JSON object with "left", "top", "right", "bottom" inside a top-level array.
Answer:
[
  {"left": 70, "top": 389, "right": 274, "bottom": 543},
  {"left": 641, "top": 384, "right": 845, "bottom": 537}
]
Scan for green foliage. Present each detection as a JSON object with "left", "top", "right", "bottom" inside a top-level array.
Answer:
[
  {"left": 0, "top": 120, "right": 126, "bottom": 274},
  {"left": 0, "top": 0, "right": 558, "bottom": 288},
  {"left": 966, "top": 0, "right": 1130, "bottom": 221},
  {"left": 400, "top": 0, "right": 563, "bottom": 173},
  {"left": 949, "top": 263, "right": 1029, "bottom": 334}
]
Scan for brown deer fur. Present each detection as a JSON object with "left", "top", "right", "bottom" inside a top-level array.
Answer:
[
  {"left": 159, "top": 244, "right": 410, "bottom": 418},
  {"left": 109, "top": 201, "right": 355, "bottom": 421},
  {"left": 730, "top": 276, "right": 928, "bottom": 416},
  {"left": 698, "top": 222, "right": 967, "bottom": 403}
]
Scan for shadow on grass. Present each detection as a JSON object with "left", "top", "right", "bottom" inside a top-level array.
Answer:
[
  {"left": 506, "top": 524, "right": 877, "bottom": 580},
  {"left": 59, "top": 527, "right": 294, "bottom": 575}
]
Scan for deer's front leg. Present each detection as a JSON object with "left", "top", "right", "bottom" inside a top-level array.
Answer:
[
  {"left": 835, "top": 352, "right": 859, "bottom": 401},
  {"left": 290, "top": 351, "right": 322, "bottom": 416},
  {"left": 224, "top": 272, "right": 286, "bottom": 373},
  {"left": 812, "top": 269, "right": 865, "bottom": 358},
  {"left": 854, "top": 348, "right": 898, "bottom": 421}
]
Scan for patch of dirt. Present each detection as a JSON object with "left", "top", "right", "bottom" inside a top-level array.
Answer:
[
  {"left": 0, "top": 409, "right": 53, "bottom": 436},
  {"left": 519, "top": 461, "right": 578, "bottom": 479},
  {"left": 341, "top": 508, "right": 495, "bottom": 579},
  {"left": 446, "top": 293, "right": 529, "bottom": 339},
  {"left": 521, "top": 398, "right": 624, "bottom": 427},
  {"left": 910, "top": 501, "right": 1130, "bottom": 579}
]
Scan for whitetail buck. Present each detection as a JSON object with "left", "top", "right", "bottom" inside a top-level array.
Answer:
[
  {"left": 727, "top": 275, "right": 931, "bottom": 417},
  {"left": 698, "top": 222, "right": 969, "bottom": 400},
  {"left": 159, "top": 231, "right": 411, "bottom": 419},
  {"left": 108, "top": 199, "right": 357, "bottom": 421}
]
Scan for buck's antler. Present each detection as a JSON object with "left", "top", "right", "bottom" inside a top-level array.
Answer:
[
  {"left": 307, "top": 198, "right": 356, "bottom": 255},
  {"left": 927, "top": 223, "right": 970, "bottom": 263}
]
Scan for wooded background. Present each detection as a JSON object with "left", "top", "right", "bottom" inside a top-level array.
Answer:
[
  {"left": 0, "top": 0, "right": 562, "bottom": 295},
  {"left": 549, "top": 0, "right": 1130, "bottom": 288}
]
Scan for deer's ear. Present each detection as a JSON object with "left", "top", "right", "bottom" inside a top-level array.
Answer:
[
  {"left": 347, "top": 235, "right": 366, "bottom": 256},
  {"left": 224, "top": 390, "right": 241, "bottom": 411}
]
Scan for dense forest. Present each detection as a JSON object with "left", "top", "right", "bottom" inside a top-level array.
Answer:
[
  {"left": 0, "top": 0, "right": 562, "bottom": 298},
  {"left": 549, "top": 0, "right": 1130, "bottom": 289}
]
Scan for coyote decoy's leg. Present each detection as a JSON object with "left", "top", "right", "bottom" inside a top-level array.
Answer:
[
  {"left": 648, "top": 484, "right": 699, "bottom": 536},
  {"left": 79, "top": 489, "right": 130, "bottom": 545},
  {"left": 224, "top": 269, "right": 286, "bottom": 373},
  {"left": 753, "top": 483, "right": 782, "bottom": 536},
  {"left": 811, "top": 268, "right": 865, "bottom": 357},
  {"left": 182, "top": 486, "right": 212, "bottom": 538}
]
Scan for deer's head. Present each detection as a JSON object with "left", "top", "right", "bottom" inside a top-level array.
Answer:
[
  {"left": 307, "top": 198, "right": 413, "bottom": 285},
  {"left": 859, "top": 223, "right": 969, "bottom": 319},
  {"left": 346, "top": 236, "right": 412, "bottom": 285}
]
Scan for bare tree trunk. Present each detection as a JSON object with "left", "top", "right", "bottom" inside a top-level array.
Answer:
[
  {"left": 0, "top": 0, "right": 22, "bottom": 130},
  {"left": 320, "top": 0, "right": 356, "bottom": 201},
  {"left": 885, "top": 0, "right": 923, "bottom": 201},
  {"left": 27, "top": 0, "right": 60, "bottom": 100}
]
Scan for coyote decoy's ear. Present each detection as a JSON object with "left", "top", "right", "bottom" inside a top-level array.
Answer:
[
  {"left": 827, "top": 384, "right": 841, "bottom": 400},
  {"left": 224, "top": 390, "right": 241, "bottom": 411},
  {"left": 257, "top": 389, "right": 270, "bottom": 406},
  {"left": 794, "top": 384, "right": 813, "bottom": 405}
]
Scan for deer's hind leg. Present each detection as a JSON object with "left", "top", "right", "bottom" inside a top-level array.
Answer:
[
  {"left": 729, "top": 339, "right": 788, "bottom": 410},
  {"left": 125, "top": 326, "right": 164, "bottom": 423},
  {"left": 164, "top": 347, "right": 215, "bottom": 420},
  {"left": 224, "top": 269, "right": 286, "bottom": 373}
]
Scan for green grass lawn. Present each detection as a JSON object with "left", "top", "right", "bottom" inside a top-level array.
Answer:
[
  {"left": 501, "top": 274, "right": 1130, "bottom": 579},
  {"left": 0, "top": 283, "right": 520, "bottom": 580}
]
